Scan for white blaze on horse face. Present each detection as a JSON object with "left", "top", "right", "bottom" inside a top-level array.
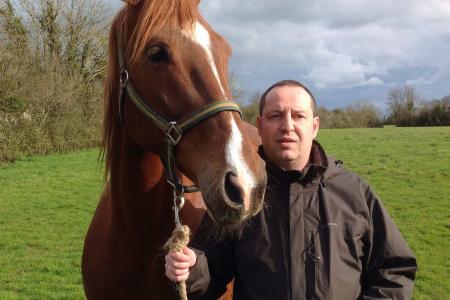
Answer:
[
  {"left": 183, "top": 21, "right": 226, "bottom": 99},
  {"left": 225, "top": 115, "right": 256, "bottom": 208}
]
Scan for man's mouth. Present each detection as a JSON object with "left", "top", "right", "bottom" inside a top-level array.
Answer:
[{"left": 277, "top": 137, "right": 296, "bottom": 143}]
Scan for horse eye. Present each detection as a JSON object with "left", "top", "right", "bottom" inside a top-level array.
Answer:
[{"left": 147, "top": 45, "right": 170, "bottom": 64}]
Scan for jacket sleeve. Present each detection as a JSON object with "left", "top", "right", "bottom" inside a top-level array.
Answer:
[
  {"left": 187, "top": 236, "right": 235, "bottom": 299},
  {"left": 360, "top": 185, "right": 417, "bottom": 300},
  {"left": 186, "top": 248, "right": 211, "bottom": 298}
]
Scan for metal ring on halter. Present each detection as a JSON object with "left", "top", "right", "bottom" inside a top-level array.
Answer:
[
  {"left": 171, "top": 183, "right": 185, "bottom": 225},
  {"left": 175, "top": 195, "right": 185, "bottom": 211},
  {"left": 120, "top": 69, "right": 129, "bottom": 87}
]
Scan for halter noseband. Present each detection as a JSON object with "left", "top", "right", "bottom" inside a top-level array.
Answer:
[{"left": 116, "top": 30, "right": 242, "bottom": 193}]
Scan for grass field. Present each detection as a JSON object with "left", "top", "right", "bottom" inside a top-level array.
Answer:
[
  {"left": 0, "top": 151, "right": 103, "bottom": 299},
  {"left": 0, "top": 126, "right": 449, "bottom": 299}
]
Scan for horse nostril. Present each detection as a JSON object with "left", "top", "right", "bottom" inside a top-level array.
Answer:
[{"left": 224, "top": 171, "right": 244, "bottom": 206}]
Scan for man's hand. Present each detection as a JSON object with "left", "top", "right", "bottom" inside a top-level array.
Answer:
[{"left": 165, "top": 246, "right": 197, "bottom": 282}]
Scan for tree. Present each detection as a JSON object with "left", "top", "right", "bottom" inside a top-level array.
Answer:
[
  {"left": 316, "top": 101, "right": 382, "bottom": 129},
  {"left": 387, "top": 86, "right": 421, "bottom": 126},
  {"left": 346, "top": 100, "right": 382, "bottom": 128},
  {"left": 18, "top": 0, "right": 108, "bottom": 82},
  {"left": 241, "top": 92, "right": 260, "bottom": 125},
  {"left": 316, "top": 107, "right": 331, "bottom": 128},
  {"left": 0, "top": 0, "right": 28, "bottom": 50},
  {"left": 229, "top": 72, "right": 246, "bottom": 102},
  {"left": 416, "top": 97, "right": 450, "bottom": 126},
  {"left": 0, "top": 0, "right": 109, "bottom": 162}
]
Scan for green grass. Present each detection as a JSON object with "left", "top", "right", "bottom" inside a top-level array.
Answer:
[
  {"left": 0, "top": 126, "right": 449, "bottom": 299},
  {"left": 0, "top": 150, "right": 103, "bottom": 299},
  {"left": 318, "top": 126, "right": 450, "bottom": 300}
]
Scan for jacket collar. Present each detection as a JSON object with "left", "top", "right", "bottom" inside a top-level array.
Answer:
[{"left": 258, "top": 140, "right": 328, "bottom": 184}]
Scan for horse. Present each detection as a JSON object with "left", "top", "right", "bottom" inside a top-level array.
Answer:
[{"left": 81, "top": 0, "right": 266, "bottom": 299}]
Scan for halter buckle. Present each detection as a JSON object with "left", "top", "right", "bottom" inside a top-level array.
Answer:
[
  {"left": 120, "top": 69, "right": 129, "bottom": 88},
  {"left": 165, "top": 121, "right": 183, "bottom": 145}
]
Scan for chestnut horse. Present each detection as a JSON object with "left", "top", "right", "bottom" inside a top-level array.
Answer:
[{"left": 82, "top": 0, "right": 266, "bottom": 299}]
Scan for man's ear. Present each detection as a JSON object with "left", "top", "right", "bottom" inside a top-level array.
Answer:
[
  {"left": 123, "top": 0, "right": 141, "bottom": 6},
  {"left": 312, "top": 116, "right": 320, "bottom": 139},
  {"left": 256, "top": 116, "right": 262, "bottom": 136}
]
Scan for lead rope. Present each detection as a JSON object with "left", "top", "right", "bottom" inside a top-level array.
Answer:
[{"left": 164, "top": 185, "right": 190, "bottom": 300}]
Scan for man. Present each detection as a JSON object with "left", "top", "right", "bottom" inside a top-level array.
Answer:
[{"left": 165, "top": 80, "right": 417, "bottom": 299}]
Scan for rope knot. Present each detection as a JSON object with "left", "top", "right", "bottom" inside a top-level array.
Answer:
[{"left": 165, "top": 224, "right": 191, "bottom": 300}]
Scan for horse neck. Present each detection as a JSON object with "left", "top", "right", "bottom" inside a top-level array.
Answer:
[{"left": 109, "top": 132, "right": 174, "bottom": 245}]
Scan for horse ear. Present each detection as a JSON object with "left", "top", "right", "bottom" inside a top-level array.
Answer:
[{"left": 123, "top": 0, "right": 142, "bottom": 6}]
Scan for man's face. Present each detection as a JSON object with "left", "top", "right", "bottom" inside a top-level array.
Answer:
[{"left": 256, "top": 85, "right": 319, "bottom": 171}]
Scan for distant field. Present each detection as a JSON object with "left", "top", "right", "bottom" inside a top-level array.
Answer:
[
  {"left": 318, "top": 126, "right": 450, "bottom": 300},
  {"left": 0, "top": 126, "right": 449, "bottom": 299}
]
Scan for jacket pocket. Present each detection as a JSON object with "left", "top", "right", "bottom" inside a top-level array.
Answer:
[{"left": 306, "top": 224, "right": 364, "bottom": 300}]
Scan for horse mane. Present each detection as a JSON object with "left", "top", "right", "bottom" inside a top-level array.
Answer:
[
  {"left": 127, "top": 0, "right": 198, "bottom": 63},
  {"left": 101, "top": 0, "right": 199, "bottom": 177}
]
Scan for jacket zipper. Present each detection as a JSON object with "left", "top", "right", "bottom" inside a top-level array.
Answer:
[{"left": 305, "top": 232, "right": 317, "bottom": 299}]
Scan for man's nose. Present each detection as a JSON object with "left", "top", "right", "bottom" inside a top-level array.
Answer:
[{"left": 280, "top": 115, "right": 294, "bottom": 132}]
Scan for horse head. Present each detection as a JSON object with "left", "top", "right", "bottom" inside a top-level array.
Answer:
[{"left": 105, "top": 0, "right": 266, "bottom": 229}]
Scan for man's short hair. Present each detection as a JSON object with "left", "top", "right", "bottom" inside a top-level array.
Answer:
[{"left": 259, "top": 80, "right": 317, "bottom": 116}]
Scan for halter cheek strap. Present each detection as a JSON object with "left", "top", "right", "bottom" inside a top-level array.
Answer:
[{"left": 116, "top": 30, "right": 242, "bottom": 193}]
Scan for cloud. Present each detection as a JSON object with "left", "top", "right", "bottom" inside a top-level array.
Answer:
[
  {"left": 199, "top": 0, "right": 450, "bottom": 96},
  {"left": 406, "top": 76, "right": 435, "bottom": 86},
  {"left": 211, "top": 21, "right": 399, "bottom": 89}
]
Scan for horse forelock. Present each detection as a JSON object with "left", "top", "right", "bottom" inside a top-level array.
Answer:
[{"left": 125, "top": 0, "right": 199, "bottom": 64}]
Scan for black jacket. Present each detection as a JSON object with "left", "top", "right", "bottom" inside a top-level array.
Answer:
[{"left": 187, "top": 141, "right": 417, "bottom": 300}]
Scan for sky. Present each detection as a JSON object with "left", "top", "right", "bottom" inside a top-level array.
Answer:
[{"left": 110, "top": 0, "right": 450, "bottom": 111}]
